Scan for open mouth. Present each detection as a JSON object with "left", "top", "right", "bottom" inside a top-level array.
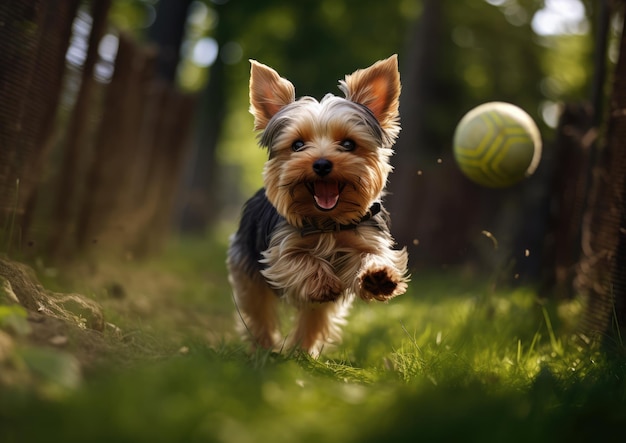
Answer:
[{"left": 306, "top": 180, "right": 344, "bottom": 211}]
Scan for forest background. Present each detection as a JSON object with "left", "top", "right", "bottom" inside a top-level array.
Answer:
[{"left": 129, "top": 0, "right": 607, "bottom": 283}]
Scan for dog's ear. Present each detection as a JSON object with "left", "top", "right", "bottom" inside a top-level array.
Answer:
[
  {"left": 339, "top": 55, "right": 401, "bottom": 132},
  {"left": 249, "top": 60, "right": 296, "bottom": 130}
]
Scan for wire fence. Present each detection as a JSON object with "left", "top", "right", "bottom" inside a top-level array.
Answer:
[{"left": 0, "top": 0, "right": 196, "bottom": 260}]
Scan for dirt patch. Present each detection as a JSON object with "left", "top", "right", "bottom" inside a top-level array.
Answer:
[
  {"left": 0, "top": 256, "right": 112, "bottom": 378},
  {"left": 0, "top": 257, "right": 104, "bottom": 331},
  {"left": 0, "top": 244, "right": 236, "bottom": 392}
]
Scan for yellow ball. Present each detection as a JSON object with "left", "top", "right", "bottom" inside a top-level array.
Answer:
[{"left": 453, "top": 102, "right": 542, "bottom": 188}]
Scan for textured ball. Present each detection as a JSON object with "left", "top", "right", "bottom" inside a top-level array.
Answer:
[{"left": 453, "top": 102, "right": 542, "bottom": 188}]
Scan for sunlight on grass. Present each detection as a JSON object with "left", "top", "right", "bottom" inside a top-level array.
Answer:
[{"left": 1, "top": 233, "right": 625, "bottom": 443}]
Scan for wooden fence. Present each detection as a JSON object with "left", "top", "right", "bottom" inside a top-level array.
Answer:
[{"left": 0, "top": 0, "right": 196, "bottom": 261}]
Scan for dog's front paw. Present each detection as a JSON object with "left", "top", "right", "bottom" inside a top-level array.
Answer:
[{"left": 359, "top": 267, "right": 407, "bottom": 302}]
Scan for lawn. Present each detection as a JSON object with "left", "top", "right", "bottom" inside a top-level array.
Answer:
[{"left": 1, "top": 232, "right": 625, "bottom": 442}]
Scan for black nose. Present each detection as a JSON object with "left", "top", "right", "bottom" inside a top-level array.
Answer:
[{"left": 312, "top": 158, "right": 333, "bottom": 177}]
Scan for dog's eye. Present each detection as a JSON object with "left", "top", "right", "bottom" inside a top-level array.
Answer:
[
  {"left": 340, "top": 139, "right": 356, "bottom": 151},
  {"left": 292, "top": 140, "right": 306, "bottom": 152}
]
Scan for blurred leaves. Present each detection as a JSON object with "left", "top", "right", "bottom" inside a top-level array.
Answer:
[
  {"left": 108, "top": 0, "right": 597, "bottom": 216},
  {"left": 18, "top": 347, "right": 82, "bottom": 391},
  {"left": 0, "top": 305, "right": 30, "bottom": 336}
]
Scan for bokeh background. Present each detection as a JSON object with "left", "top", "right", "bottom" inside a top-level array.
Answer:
[{"left": 1, "top": 0, "right": 624, "bottom": 326}]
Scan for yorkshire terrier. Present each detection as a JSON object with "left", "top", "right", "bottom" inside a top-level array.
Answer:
[{"left": 227, "top": 55, "right": 409, "bottom": 356}]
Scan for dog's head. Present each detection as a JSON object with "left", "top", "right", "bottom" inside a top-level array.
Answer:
[{"left": 249, "top": 55, "right": 401, "bottom": 228}]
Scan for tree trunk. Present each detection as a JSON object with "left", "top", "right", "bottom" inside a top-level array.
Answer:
[
  {"left": 148, "top": 0, "right": 192, "bottom": 83},
  {"left": 386, "top": 0, "right": 443, "bottom": 260}
]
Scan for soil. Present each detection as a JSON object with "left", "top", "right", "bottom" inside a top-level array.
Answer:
[{"left": 0, "top": 254, "right": 233, "bottom": 387}]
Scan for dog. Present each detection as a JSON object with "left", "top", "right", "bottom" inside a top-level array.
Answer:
[{"left": 227, "top": 55, "right": 409, "bottom": 356}]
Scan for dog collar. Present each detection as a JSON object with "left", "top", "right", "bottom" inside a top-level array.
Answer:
[{"left": 299, "top": 202, "right": 381, "bottom": 236}]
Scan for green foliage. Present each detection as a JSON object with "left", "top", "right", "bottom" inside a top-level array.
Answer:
[
  {"left": 16, "top": 347, "right": 82, "bottom": 392},
  {"left": 0, "top": 304, "right": 30, "bottom": 336},
  {"left": 108, "top": 0, "right": 156, "bottom": 33},
  {"left": 113, "top": 0, "right": 597, "bottom": 220},
  {"left": 216, "top": 88, "right": 267, "bottom": 195},
  {"left": 0, "top": 303, "right": 81, "bottom": 398},
  {"left": 1, "top": 235, "right": 625, "bottom": 442}
]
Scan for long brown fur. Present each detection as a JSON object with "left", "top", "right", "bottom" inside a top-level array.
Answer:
[{"left": 227, "top": 55, "right": 409, "bottom": 357}]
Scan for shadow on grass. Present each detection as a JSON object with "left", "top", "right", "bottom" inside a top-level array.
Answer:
[{"left": 1, "top": 234, "right": 625, "bottom": 442}]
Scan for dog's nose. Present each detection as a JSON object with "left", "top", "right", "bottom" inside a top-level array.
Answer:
[{"left": 313, "top": 158, "right": 333, "bottom": 177}]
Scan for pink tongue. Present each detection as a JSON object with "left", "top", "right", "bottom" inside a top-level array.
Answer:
[{"left": 313, "top": 181, "right": 339, "bottom": 210}]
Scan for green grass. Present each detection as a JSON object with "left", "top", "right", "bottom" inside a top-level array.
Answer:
[{"left": 1, "top": 233, "right": 626, "bottom": 442}]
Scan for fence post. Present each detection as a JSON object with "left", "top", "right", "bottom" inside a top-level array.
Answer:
[{"left": 578, "top": 4, "right": 626, "bottom": 339}]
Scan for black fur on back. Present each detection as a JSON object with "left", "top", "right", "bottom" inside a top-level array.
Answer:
[{"left": 230, "top": 188, "right": 285, "bottom": 276}]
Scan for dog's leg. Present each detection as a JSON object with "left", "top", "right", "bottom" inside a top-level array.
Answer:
[
  {"left": 288, "top": 299, "right": 352, "bottom": 357},
  {"left": 229, "top": 266, "right": 282, "bottom": 350},
  {"left": 357, "top": 248, "right": 409, "bottom": 301}
]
